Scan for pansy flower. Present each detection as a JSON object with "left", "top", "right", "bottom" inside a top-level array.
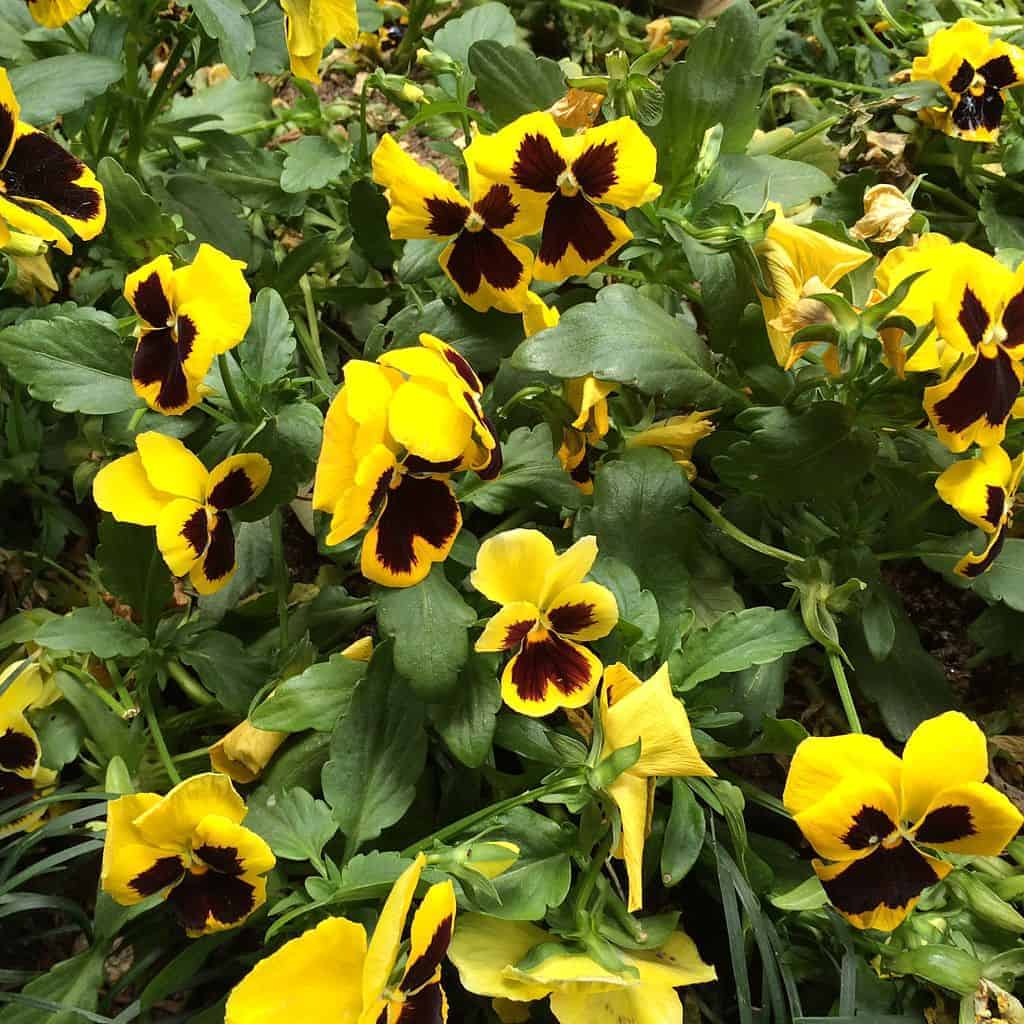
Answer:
[
  {"left": 923, "top": 246, "right": 1024, "bottom": 452},
  {"left": 784, "top": 712, "right": 1023, "bottom": 931},
  {"left": 225, "top": 854, "right": 455, "bottom": 1024},
  {"left": 280, "top": 0, "right": 359, "bottom": 83},
  {"left": 599, "top": 663, "right": 715, "bottom": 911},
  {"left": 449, "top": 915, "right": 716, "bottom": 1024},
  {"left": 471, "top": 530, "right": 618, "bottom": 717},
  {"left": 626, "top": 409, "right": 716, "bottom": 481},
  {"left": 470, "top": 113, "right": 661, "bottom": 281},
  {"left": 936, "top": 445, "right": 1024, "bottom": 577},
  {"left": 25, "top": 0, "right": 91, "bottom": 27},
  {"left": 92, "top": 432, "right": 271, "bottom": 595},
  {"left": 0, "top": 69, "right": 105, "bottom": 254},
  {"left": 101, "top": 773, "right": 275, "bottom": 937},
  {"left": 372, "top": 134, "right": 535, "bottom": 314},
  {"left": 125, "top": 244, "right": 251, "bottom": 415},
  {"left": 912, "top": 19, "right": 1024, "bottom": 142},
  {"left": 314, "top": 334, "right": 500, "bottom": 587}
]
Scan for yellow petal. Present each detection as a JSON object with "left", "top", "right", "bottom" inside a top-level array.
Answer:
[
  {"left": 342, "top": 636, "right": 374, "bottom": 661},
  {"left": 549, "top": 985, "right": 680, "bottom": 1024},
  {"left": 447, "top": 914, "right": 551, "bottom": 1002},
  {"left": 546, "top": 581, "right": 618, "bottom": 642},
  {"left": 539, "top": 535, "right": 598, "bottom": 609},
  {"left": 190, "top": 512, "right": 238, "bottom": 595},
  {"left": 0, "top": 69, "right": 20, "bottom": 168},
  {"left": 401, "top": 880, "right": 456, "bottom": 993},
  {"left": 100, "top": 792, "right": 181, "bottom": 905},
  {"left": 92, "top": 452, "right": 176, "bottom": 526},
  {"left": 0, "top": 708, "right": 40, "bottom": 779},
  {"left": 910, "top": 779, "right": 1024, "bottom": 855},
  {"left": 935, "top": 445, "right": 1013, "bottom": 533},
  {"left": 932, "top": 247, "right": 1013, "bottom": 356},
  {"left": 501, "top": 631, "right": 603, "bottom": 717},
  {"left": 388, "top": 378, "right": 473, "bottom": 463},
  {"left": 325, "top": 444, "right": 397, "bottom": 547},
  {"left": 24, "top": 0, "right": 92, "bottom": 30},
  {"left": 533, "top": 200, "right": 632, "bottom": 283},
  {"left": 608, "top": 770, "right": 651, "bottom": 912},
  {"left": 0, "top": 660, "right": 47, "bottom": 716},
  {"left": 0, "top": 195, "right": 71, "bottom": 254},
  {"left": 136, "top": 432, "right": 208, "bottom": 502},
  {"left": 155, "top": 498, "right": 209, "bottom": 576},
  {"left": 193, "top": 814, "right": 276, "bottom": 876},
  {"left": 793, "top": 775, "right": 900, "bottom": 863},
  {"left": 225, "top": 917, "right": 367, "bottom": 1024},
  {"left": 562, "top": 118, "right": 661, "bottom": 210},
  {"left": 210, "top": 722, "right": 287, "bottom": 784},
  {"left": 438, "top": 233, "right": 536, "bottom": 315},
  {"left": 522, "top": 292, "right": 561, "bottom": 337},
  {"left": 472, "top": 529, "right": 557, "bottom": 607},
  {"left": 631, "top": 930, "right": 717, "bottom": 987},
  {"left": 173, "top": 243, "right": 251, "bottom": 356},
  {"left": 206, "top": 453, "right": 272, "bottom": 510},
  {"left": 476, "top": 602, "right": 541, "bottom": 653},
  {"left": 125, "top": 255, "right": 176, "bottom": 327},
  {"left": 134, "top": 772, "right": 247, "bottom": 849}
]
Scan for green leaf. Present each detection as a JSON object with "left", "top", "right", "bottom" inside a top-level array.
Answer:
[
  {"left": 34, "top": 703, "right": 85, "bottom": 771},
  {"left": 649, "top": 1, "right": 762, "bottom": 200},
  {"left": 95, "top": 518, "right": 173, "bottom": 636},
  {"left": 321, "top": 643, "right": 428, "bottom": 851},
  {"left": 252, "top": 653, "right": 366, "bottom": 732},
  {"left": 240, "top": 288, "right": 296, "bottom": 386},
  {"left": 588, "top": 556, "right": 660, "bottom": 662},
  {"left": 263, "top": 732, "right": 331, "bottom": 794},
  {"left": 970, "top": 539, "right": 1024, "bottom": 611},
  {"left": 980, "top": 189, "right": 1024, "bottom": 254},
  {"left": 166, "top": 175, "right": 254, "bottom": 263},
  {"left": 713, "top": 403, "right": 878, "bottom": 501},
  {"left": 34, "top": 607, "right": 147, "bottom": 659},
  {"left": 0, "top": 609, "right": 59, "bottom": 649},
  {"left": 243, "top": 787, "right": 338, "bottom": 862},
  {"left": 662, "top": 779, "right": 706, "bottom": 886},
  {"left": 9, "top": 55, "right": 123, "bottom": 124},
  {"left": 3, "top": 947, "right": 105, "bottom": 1024},
  {"left": 161, "top": 77, "right": 273, "bottom": 135},
  {"left": 376, "top": 566, "right": 476, "bottom": 701},
  {"left": 458, "top": 424, "right": 581, "bottom": 514},
  {"left": 674, "top": 607, "right": 811, "bottom": 690},
  {"left": 140, "top": 933, "right": 234, "bottom": 1012},
  {"left": 96, "top": 158, "right": 185, "bottom": 262},
  {"left": 281, "top": 136, "right": 350, "bottom": 193},
  {"left": 54, "top": 671, "right": 146, "bottom": 770},
  {"left": 432, "top": 1, "right": 517, "bottom": 84},
  {"left": 493, "top": 713, "right": 588, "bottom": 766},
  {"left": 188, "top": 0, "right": 255, "bottom": 77},
  {"left": 430, "top": 653, "right": 502, "bottom": 768},
  {"left": 0, "top": 316, "right": 138, "bottom": 415},
  {"left": 349, "top": 178, "right": 398, "bottom": 269},
  {"left": 510, "top": 285, "right": 744, "bottom": 411},
  {"left": 691, "top": 154, "right": 835, "bottom": 215},
  {"left": 469, "top": 41, "right": 565, "bottom": 127},
  {"left": 178, "top": 631, "right": 268, "bottom": 715}
]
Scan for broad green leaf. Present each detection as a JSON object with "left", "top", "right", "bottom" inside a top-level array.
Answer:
[
  {"left": 188, "top": 0, "right": 255, "bottom": 77},
  {"left": 34, "top": 607, "right": 147, "bottom": 658},
  {"left": 458, "top": 424, "right": 582, "bottom": 514},
  {"left": 54, "top": 671, "right": 146, "bottom": 770},
  {"left": 510, "top": 285, "right": 745, "bottom": 411},
  {"left": 304, "top": 850, "right": 412, "bottom": 904},
  {"left": 469, "top": 41, "right": 565, "bottom": 127},
  {"left": 321, "top": 643, "right": 428, "bottom": 851},
  {"left": 263, "top": 732, "right": 331, "bottom": 794},
  {"left": 95, "top": 518, "right": 173, "bottom": 637},
  {"left": 970, "top": 539, "right": 1024, "bottom": 611},
  {"left": 396, "top": 238, "right": 447, "bottom": 284},
  {"left": 430, "top": 653, "right": 502, "bottom": 768},
  {"left": 349, "top": 178, "right": 398, "bottom": 269},
  {"left": 178, "top": 631, "right": 269, "bottom": 715},
  {"left": 980, "top": 189, "right": 1024, "bottom": 254},
  {"left": 240, "top": 288, "right": 296, "bottom": 386},
  {"left": 0, "top": 316, "right": 138, "bottom": 415},
  {"left": 432, "top": 1, "right": 517, "bottom": 91},
  {"left": 0, "top": 609, "right": 58, "bottom": 648},
  {"left": 252, "top": 653, "right": 366, "bottom": 732},
  {"left": 696, "top": 716, "right": 808, "bottom": 757},
  {"left": 376, "top": 566, "right": 476, "bottom": 701},
  {"left": 281, "top": 136, "right": 350, "bottom": 193},
  {"left": 713, "top": 403, "right": 877, "bottom": 502},
  {"left": 589, "top": 556, "right": 660, "bottom": 663},
  {"left": 243, "top": 787, "right": 338, "bottom": 862},
  {"left": 10, "top": 55, "right": 123, "bottom": 124},
  {"left": 690, "top": 154, "right": 835, "bottom": 215},
  {"left": 96, "top": 158, "right": 186, "bottom": 262},
  {"left": 34, "top": 703, "right": 84, "bottom": 771},
  {"left": 166, "top": 175, "right": 254, "bottom": 263},
  {"left": 674, "top": 607, "right": 811, "bottom": 690},
  {"left": 140, "top": 933, "right": 234, "bottom": 1012},
  {"left": 662, "top": 779, "right": 706, "bottom": 886},
  {"left": 161, "top": 77, "right": 273, "bottom": 135},
  {"left": 493, "top": 713, "right": 588, "bottom": 766},
  {"left": 2, "top": 947, "right": 105, "bottom": 1024}
]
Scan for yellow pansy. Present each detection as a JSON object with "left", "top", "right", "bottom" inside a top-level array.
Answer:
[
  {"left": 784, "top": 712, "right": 1023, "bottom": 931},
  {"left": 935, "top": 445, "right": 1024, "bottom": 578},
  {"left": 448, "top": 914, "right": 716, "bottom": 1024},
  {"left": 469, "top": 112, "right": 661, "bottom": 281},
  {"left": 625, "top": 410, "right": 716, "bottom": 480},
  {"left": 92, "top": 432, "right": 271, "bottom": 595},
  {"left": 101, "top": 773, "right": 275, "bottom": 937},
  {"left": 24, "top": 0, "right": 90, "bottom": 26},
  {"left": 754, "top": 202, "right": 870, "bottom": 369},
  {"left": 0, "top": 69, "right": 105, "bottom": 254},
  {"left": 281, "top": 0, "right": 359, "bottom": 83},
  {"left": 599, "top": 663, "right": 715, "bottom": 911},
  {"left": 124, "top": 244, "right": 251, "bottom": 415},
  {"left": 471, "top": 530, "right": 618, "bottom": 717},
  {"left": 225, "top": 854, "right": 456, "bottom": 1023},
  {"left": 911, "top": 19, "right": 1024, "bottom": 142}
]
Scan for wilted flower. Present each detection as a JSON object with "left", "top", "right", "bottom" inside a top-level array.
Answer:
[
  {"left": 101, "top": 773, "right": 275, "bottom": 937},
  {"left": 93, "top": 432, "right": 271, "bottom": 594},
  {"left": 784, "top": 712, "right": 1023, "bottom": 930},
  {"left": 911, "top": 19, "right": 1024, "bottom": 141},
  {"left": 546, "top": 88, "right": 605, "bottom": 130},
  {"left": 936, "top": 445, "right": 1024, "bottom": 577},
  {"left": 626, "top": 410, "right": 716, "bottom": 480},
  {"left": 225, "top": 854, "right": 455, "bottom": 1023},
  {"left": 850, "top": 184, "right": 915, "bottom": 243},
  {"left": 470, "top": 112, "right": 661, "bottom": 281},
  {"left": 281, "top": 0, "right": 358, "bottom": 83},
  {"left": 472, "top": 530, "right": 618, "bottom": 716}
]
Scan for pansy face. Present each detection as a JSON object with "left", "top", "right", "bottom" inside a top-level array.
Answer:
[
  {"left": 101, "top": 773, "right": 275, "bottom": 937},
  {"left": 470, "top": 113, "right": 661, "bottom": 282},
  {"left": 0, "top": 70, "right": 105, "bottom": 255},
  {"left": 92, "top": 432, "right": 271, "bottom": 594},
  {"left": 924, "top": 250, "right": 1024, "bottom": 452},
  {"left": 125, "top": 245, "right": 252, "bottom": 416},
  {"left": 912, "top": 20, "right": 1024, "bottom": 141},
  {"left": 372, "top": 134, "right": 535, "bottom": 314},
  {"left": 784, "top": 713, "right": 1023, "bottom": 931},
  {"left": 280, "top": 0, "right": 359, "bottom": 83},
  {"left": 472, "top": 530, "right": 618, "bottom": 716},
  {"left": 936, "top": 445, "right": 1024, "bottom": 577}
]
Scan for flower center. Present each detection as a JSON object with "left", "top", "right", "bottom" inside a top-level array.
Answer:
[
  {"left": 464, "top": 210, "right": 485, "bottom": 233},
  {"left": 556, "top": 168, "right": 580, "bottom": 196},
  {"left": 969, "top": 72, "right": 987, "bottom": 95},
  {"left": 527, "top": 623, "right": 550, "bottom": 643}
]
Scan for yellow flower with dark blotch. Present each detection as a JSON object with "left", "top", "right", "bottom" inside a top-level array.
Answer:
[
  {"left": 0, "top": 662, "right": 58, "bottom": 838},
  {"left": 101, "top": 773, "right": 275, "bottom": 937},
  {"left": 469, "top": 112, "right": 661, "bottom": 282},
  {"left": 784, "top": 712, "right": 1023, "bottom": 931},
  {"left": 911, "top": 19, "right": 1024, "bottom": 141},
  {"left": 849, "top": 184, "right": 915, "bottom": 243},
  {"left": 313, "top": 335, "right": 500, "bottom": 587},
  {"left": 755, "top": 203, "right": 869, "bottom": 369},
  {"left": 225, "top": 854, "right": 456, "bottom": 1023},
  {"left": 626, "top": 410, "right": 716, "bottom": 481},
  {"left": 92, "top": 432, "right": 271, "bottom": 595},
  {"left": 472, "top": 530, "right": 618, "bottom": 717},
  {"left": 936, "top": 445, "right": 1024, "bottom": 578},
  {"left": 25, "top": 0, "right": 91, "bottom": 27},
  {"left": 922, "top": 247, "right": 1024, "bottom": 452},
  {"left": 0, "top": 69, "right": 105, "bottom": 254},
  {"left": 448, "top": 914, "right": 716, "bottom": 1024},
  {"left": 281, "top": 0, "right": 358, "bottom": 83},
  {"left": 599, "top": 663, "right": 715, "bottom": 911},
  {"left": 124, "top": 244, "right": 251, "bottom": 416},
  {"left": 372, "top": 134, "right": 536, "bottom": 314}
]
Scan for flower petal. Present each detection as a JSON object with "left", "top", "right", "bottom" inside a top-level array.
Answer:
[
  {"left": 168, "top": 866, "right": 266, "bottom": 936},
  {"left": 0, "top": 713, "right": 40, "bottom": 778},
  {"left": 539, "top": 535, "right": 598, "bottom": 609},
  {"left": 136, "top": 432, "right": 208, "bottom": 502},
  {"left": 0, "top": 193, "right": 72, "bottom": 253},
  {"left": 472, "top": 529, "right": 557, "bottom": 607},
  {"left": 100, "top": 792, "right": 184, "bottom": 905},
  {"left": 535, "top": 193, "right": 632, "bottom": 282},
  {"left": 226, "top": 917, "right": 367, "bottom": 1024},
  {"left": 549, "top": 985, "right": 680, "bottom": 1024},
  {"left": 24, "top": 0, "right": 92, "bottom": 28},
  {"left": 210, "top": 721, "right": 287, "bottom": 784},
  {"left": 191, "top": 512, "right": 237, "bottom": 595},
  {"left": 447, "top": 914, "right": 551, "bottom": 1002},
  {"left": 935, "top": 445, "right": 1013, "bottom": 533},
  {"left": 956, "top": 521, "right": 1009, "bottom": 578},
  {"left": 608, "top": 770, "right": 651, "bottom": 912},
  {"left": 0, "top": 69, "right": 19, "bottom": 168},
  {"left": 439, "top": 231, "right": 534, "bottom": 314},
  {"left": 207, "top": 453, "right": 272, "bottom": 510},
  {"left": 793, "top": 776, "right": 900, "bottom": 863},
  {"left": 501, "top": 631, "right": 602, "bottom": 717},
  {"left": 401, "top": 881, "right": 456, "bottom": 995},
  {"left": 155, "top": 498, "right": 209, "bottom": 576},
  {"left": 631, "top": 930, "right": 717, "bottom": 987},
  {"left": 134, "top": 772, "right": 246, "bottom": 849},
  {"left": 93, "top": 452, "right": 176, "bottom": 526},
  {"left": 547, "top": 581, "right": 618, "bottom": 641},
  {"left": 326, "top": 444, "right": 397, "bottom": 547},
  {"left": 565, "top": 118, "right": 661, "bottom": 209},
  {"left": 934, "top": 249, "right": 1014, "bottom": 355},
  {"left": 476, "top": 602, "right": 541, "bottom": 653},
  {"left": 911, "top": 780, "right": 1023, "bottom": 854},
  {"left": 193, "top": 814, "right": 276, "bottom": 877},
  {"left": 173, "top": 243, "right": 251, "bottom": 356},
  {"left": 389, "top": 379, "right": 473, "bottom": 464}
]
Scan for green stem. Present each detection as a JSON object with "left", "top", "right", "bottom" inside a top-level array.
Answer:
[
  {"left": 62, "top": 22, "right": 86, "bottom": 50},
  {"left": 574, "top": 830, "right": 614, "bottom": 932},
  {"left": 854, "top": 13, "right": 892, "bottom": 55},
  {"left": 689, "top": 489, "right": 805, "bottom": 564},
  {"left": 594, "top": 263, "right": 648, "bottom": 282},
  {"left": 63, "top": 665, "right": 129, "bottom": 717},
  {"left": 481, "top": 507, "right": 535, "bottom": 541},
  {"left": 271, "top": 507, "right": 290, "bottom": 655},
  {"left": 768, "top": 114, "right": 841, "bottom": 158},
  {"left": 142, "top": 29, "right": 192, "bottom": 127},
  {"left": 916, "top": 178, "right": 978, "bottom": 216},
  {"left": 166, "top": 660, "right": 214, "bottom": 706},
  {"left": 298, "top": 276, "right": 335, "bottom": 395},
  {"left": 217, "top": 353, "right": 249, "bottom": 421},
  {"left": 827, "top": 650, "right": 862, "bottom": 734},
  {"left": 140, "top": 684, "right": 182, "bottom": 785},
  {"left": 778, "top": 68, "right": 889, "bottom": 95}
]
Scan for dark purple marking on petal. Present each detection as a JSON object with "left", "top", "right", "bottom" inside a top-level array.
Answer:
[
  {"left": 0, "top": 768, "right": 33, "bottom": 803},
  {"left": 984, "top": 485, "right": 1006, "bottom": 530},
  {"left": 201, "top": 513, "right": 236, "bottom": 583},
  {"left": 512, "top": 132, "right": 565, "bottom": 193},
  {"left": 403, "top": 454, "right": 463, "bottom": 475},
  {"left": 1002, "top": 289, "right": 1024, "bottom": 349},
  {"left": 949, "top": 59, "right": 975, "bottom": 94},
  {"left": 401, "top": 916, "right": 454, "bottom": 994},
  {"left": 167, "top": 870, "right": 256, "bottom": 932},
  {"left": 959, "top": 285, "right": 990, "bottom": 346},
  {"left": 132, "top": 272, "right": 173, "bottom": 328},
  {"left": 195, "top": 844, "right": 244, "bottom": 875},
  {"left": 393, "top": 980, "right": 445, "bottom": 1024},
  {"left": 980, "top": 54, "right": 1017, "bottom": 89},
  {"left": 509, "top": 632, "right": 593, "bottom": 703},
  {"left": 474, "top": 184, "right": 518, "bottom": 231},
  {"left": 129, "top": 856, "right": 185, "bottom": 897},
  {"left": 548, "top": 601, "right": 597, "bottom": 637},
  {"left": 502, "top": 619, "right": 536, "bottom": 651},
  {"left": 181, "top": 507, "right": 209, "bottom": 557},
  {"left": 963, "top": 525, "right": 1008, "bottom": 578},
  {"left": 0, "top": 729, "right": 36, "bottom": 773},
  {"left": 840, "top": 805, "right": 897, "bottom": 850},
  {"left": 372, "top": 474, "right": 459, "bottom": 577},
  {"left": 952, "top": 88, "right": 1004, "bottom": 132},
  {"left": 572, "top": 141, "right": 618, "bottom": 199},
  {"left": 933, "top": 348, "right": 1020, "bottom": 436},
  {"left": 538, "top": 192, "right": 616, "bottom": 269},
  {"left": 207, "top": 468, "right": 255, "bottom": 511},
  {"left": 425, "top": 196, "right": 469, "bottom": 238},
  {"left": 446, "top": 228, "right": 524, "bottom": 296},
  {"left": 0, "top": 130, "right": 102, "bottom": 221},
  {"left": 913, "top": 804, "right": 976, "bottom": 844}
]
